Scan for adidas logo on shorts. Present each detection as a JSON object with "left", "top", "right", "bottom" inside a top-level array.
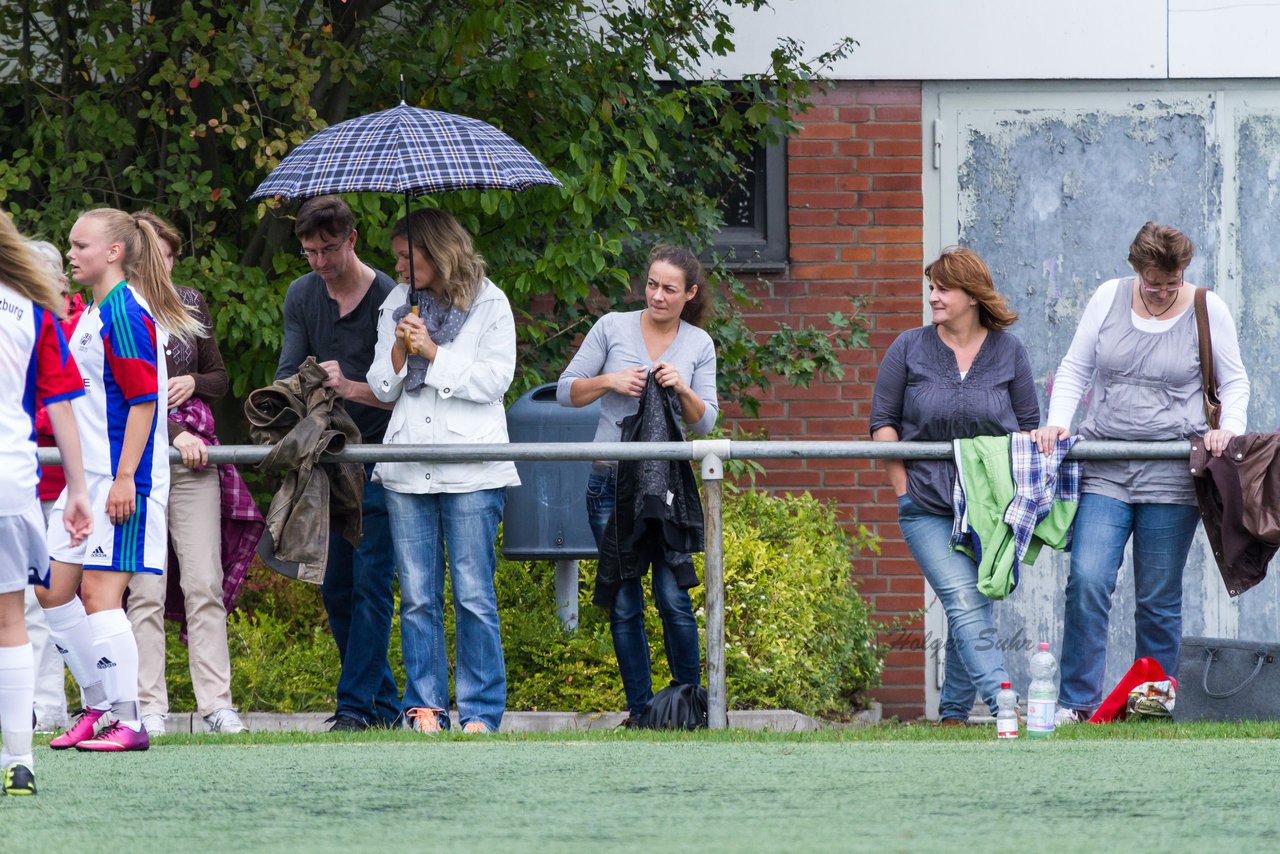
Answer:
[
  {"left": 90, "top": 546, "right": 108, "bottom": 559},
  {"left": 96, "top": 657, "right": 117, "bottom": 670},
  {"left": 55, "top": 644, "right": 69, "bottom": 655}
]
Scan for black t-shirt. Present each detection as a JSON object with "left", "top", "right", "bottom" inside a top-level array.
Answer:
[{"left": 275, "top": 269, "right": 397, "bottom": 443}]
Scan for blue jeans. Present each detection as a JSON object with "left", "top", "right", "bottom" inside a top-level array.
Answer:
[
  {"left": 1059, "top": 493, "right": 1199, "bottom": 711},
  {"left": 322, "top": 473, "right": 400, "bottom": 726},
  {"left": 586, "top": 469, "right": 702, "bottom": 718},
  {"left": 897, "top": 494, "right": 1010, "bottom": 720},
  {"left": 385, "top": 487, "right": 507, "bottom": 732}
]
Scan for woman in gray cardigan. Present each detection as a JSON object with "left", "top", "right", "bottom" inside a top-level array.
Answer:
[
  {"left": 1032, "top": 222, "right": 1249, "bottom": 723},
  {"left": 557, "top": 245, "right": 718, "bottom": 724}
]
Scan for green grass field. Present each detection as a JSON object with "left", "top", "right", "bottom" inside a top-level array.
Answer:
[{"left": 5, "top": 723, "right": 1278, "bottom": 852}]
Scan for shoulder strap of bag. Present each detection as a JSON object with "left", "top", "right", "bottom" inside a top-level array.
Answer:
[{"left": 1194, "top": 287, "right": 1221, "bottom": 431}]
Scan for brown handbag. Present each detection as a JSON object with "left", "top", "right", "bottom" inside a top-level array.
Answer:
[{"left": 1194, "top": 287, "right": 1222, "bottom": 431}]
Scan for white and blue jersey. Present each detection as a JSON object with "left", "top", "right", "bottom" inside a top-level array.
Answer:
[
  {"left": 0, "top": 282, "right": 84, "bottom": 516},
  {"left": 48, "top": 281, "right": 170, "bottom": 574}
]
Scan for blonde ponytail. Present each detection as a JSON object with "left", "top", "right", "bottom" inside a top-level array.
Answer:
[
  {"left": 0, "top": 212, "right": 62, "bottom": 314},
  {"left": 78, "top": 208, "right": 205, "bottom": 342}
]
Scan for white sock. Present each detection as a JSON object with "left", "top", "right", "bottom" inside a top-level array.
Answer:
[
  {"left": 0, "top": 643, "right": 35, "bottom": 768},
  {"left": 88, "top": 609, "right": 141, "bottom": 731},
  {"left": 42, "top": 598, "right": 109, "bottom": 711}
]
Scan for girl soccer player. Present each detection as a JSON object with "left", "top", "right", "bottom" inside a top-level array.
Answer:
[
  {"left": 38, "top": 208, "right": 202, "bottom": 752},
  {"left": 0, "top": 213, "right": 92, "bottom": 794}
]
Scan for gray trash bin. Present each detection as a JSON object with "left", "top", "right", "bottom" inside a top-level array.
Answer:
[{"left": 503, "top": 383, "right": 600, "bottom": 561}]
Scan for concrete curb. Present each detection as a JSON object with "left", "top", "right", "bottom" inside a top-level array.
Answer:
[{"left": 163, "top": 703, "right": 881, "bottom": 734}]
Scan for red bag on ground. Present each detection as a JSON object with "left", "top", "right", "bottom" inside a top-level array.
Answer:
[{"left": 1089, "top": 657, "right": 1173, "bottom": 723}]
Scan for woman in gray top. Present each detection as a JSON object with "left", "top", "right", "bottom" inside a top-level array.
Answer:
[
  {"left": 1032, "top": 223, "right": 1249, "bottom": 723},
  {"left": 871, "top": 246, "right": 1039, "bottom": 724},
  {"left": 557, "top": 245, "right": 718, "bottom": 723}
]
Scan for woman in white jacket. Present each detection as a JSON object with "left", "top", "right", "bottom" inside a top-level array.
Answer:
[{"left": 368, "top": 209, "right": 519, "bottom": 734}]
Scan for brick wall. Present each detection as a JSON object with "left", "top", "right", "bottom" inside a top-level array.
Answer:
[{"left": 722, "top": 81, "right": 926, "bottom": 720}]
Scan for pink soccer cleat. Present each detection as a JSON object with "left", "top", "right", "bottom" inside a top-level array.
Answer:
[
  {"left": 49, "top": 708, "right": 107, "bottom": 750},
  {"left": 75, "top": 721, "right": 150, "bottom": 752}
]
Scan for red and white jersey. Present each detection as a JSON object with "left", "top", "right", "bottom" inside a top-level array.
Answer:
[
  {"left": 67, "top": 281, "right": 170, "bottom": 502},
  {"left": 0, "top": 281, "right": 83, "bottom": 515}
]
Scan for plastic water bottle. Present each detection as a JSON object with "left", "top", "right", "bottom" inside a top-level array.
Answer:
[
  {"left": 995, "top": 681, "right": 1018, "bottom": 739},
  {"left": 1026, "top": 642, "right": 1058, "bottom": 738}
]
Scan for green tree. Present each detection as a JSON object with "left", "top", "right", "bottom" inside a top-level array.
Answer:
[{"left": 0, "top": 0, "right": 864, "bottom": 409}]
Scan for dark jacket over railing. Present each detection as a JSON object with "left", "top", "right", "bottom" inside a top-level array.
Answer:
[{"left": 594, "top": 374, "right": 704, "bottom": 608}]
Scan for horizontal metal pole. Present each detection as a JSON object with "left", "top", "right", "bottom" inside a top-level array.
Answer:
[{"left": 35, "top": 438, "right": 1193, "bottom": 467}]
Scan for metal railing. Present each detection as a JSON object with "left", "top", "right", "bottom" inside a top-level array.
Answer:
[{"left": 37, "top": 438, "right": 1192, "bottom": 729}]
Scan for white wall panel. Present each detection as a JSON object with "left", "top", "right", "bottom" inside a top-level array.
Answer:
[
  {"left": 703, "top": 0, "right": 1167, "bottom": 80},
  {"left": 1169, "top": 0, "right": 1280, "bottom": 78}
]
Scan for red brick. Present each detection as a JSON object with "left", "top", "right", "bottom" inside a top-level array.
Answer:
[
  {"left": 786, "top": 176, "right": 838, "bottom": 195},
  {"left": 798, "top": 122, "right": 854, "bottom": 140},
  {"left": 836, "top": 106, "right": 873, "bottom": 123},
  {"left": 876, "top": 244, "right": 925, "bottom": 261},
  {"left": 871, "top": 174, "right": 921, "bottom": 191},
  {"left": 789, "top": 245, "right": 838, "bottom": 262},
  {"left": 787, "top": 399, "right": 856, "bottom": 418},
  {"left": 856, "top": 156, "right": 919, "bottom": 174},
  {"left": 789, "top": 209, "right": 836, "bottom": 226},
  {"left": 873, "top": 209, "right": 924, "bottom": 226},
  {"left": 858, "top": 227, "right": 918, "bottom": 244},
  {"left": 789, "top": 191, "right": 859, "bottom": 208},
  {"left": 789, "top": 140, "right": 836, "bottom": 157},
  {"left": 838, "top": 246, "right": 876, "bottom": 263},
  {"left": 874, "top": 139, "right": 923, "bottom": 157},
  {"left": 789, "top": 296, "right": 862, "bottom": 314},
  {"left": 788, "top": 227, "right": 855, "bottom": 243},
  {"left": 835, "top": 209, "right": 872, "bottom": 226},
  {"left": 861, "top": 122, "right": 919, "bottom": 139},
  {"left": 856, "top": 191, "right": 922, "bottom": 209},
  {"left": 790, "top": 157, "right": 854, "bottom": 175},
  {"left": 874, "top": 106, "right": 923, "bottom": 122},
  {"left": 857, "top": 261, "right": 920, "bottom": 279},
  {"left": 856, "top": 87, "right": 921, "bottom": 105},
  {"left": 787, "top": 263, "right": 856, "bottom": 280},
  {"left": 889, "top": 576, "right": 925, "bottom": 594},
  {"left": 873, "top": 280, "right": 924, "bottom": 297},
  {"left": 834, "top": 140, "right": 874, "bottom": 157}
]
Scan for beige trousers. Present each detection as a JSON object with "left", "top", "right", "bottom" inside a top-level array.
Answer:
[{"left": 128, "top": 463, "right": 234, "bottom": 717}]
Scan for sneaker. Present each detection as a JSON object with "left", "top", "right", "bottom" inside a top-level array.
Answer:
[
  {"left": 49, "top": 708, "right": 107, "bottom": 750},
  {"left": 75, "top": 721, "right": 150, "bottom": 752},
  {"left": 1055, "top": 706, "right": 1092, "bottom": 725},
  {"left": 937, "top": 717, "right": 967, "bottom": 728},
  {"left": 461, "top": 721, "right": 490, "bottom": 734},
  {"left": 141, "top": 713, "right": 167, "bottom": 739},
  {"left": 2, "top": 763, "right": 36, "bottom": 796},
  {"left": 326, "top": 713, "right": 369, "bottom": 732},
  {"left": 406, "top": 707, "right": 445, "bottom": 733},
  {"left": 204, "top": 708, "right": 246, "bottom": 734}
]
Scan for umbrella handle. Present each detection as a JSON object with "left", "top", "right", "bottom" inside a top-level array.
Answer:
[{"left": 401, "top": 304, "right": 420, "bottom": 355}]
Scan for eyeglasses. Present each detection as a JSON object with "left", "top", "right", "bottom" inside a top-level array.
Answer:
[
  {"left": 1139, "top": 271, "right": 1184, "bottom": 293},
  {"left": 299, "top": 231, "right": 352, "bottom": 261}
]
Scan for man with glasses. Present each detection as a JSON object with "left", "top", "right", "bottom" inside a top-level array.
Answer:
[{"left": 276, "top": 195, "right": 400, "bottom": 731}]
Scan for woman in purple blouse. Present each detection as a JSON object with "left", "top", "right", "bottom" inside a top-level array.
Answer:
[{"left": 870, "top": 246, "right": 1039, "bottom": 724}]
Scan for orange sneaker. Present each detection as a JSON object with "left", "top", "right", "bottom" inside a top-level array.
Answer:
[
  {"left": 406, "top": 707, "right": 445, "bottom": 733},
  {"left": 462, "top": 721, "right": 490, "bottom": 734}
]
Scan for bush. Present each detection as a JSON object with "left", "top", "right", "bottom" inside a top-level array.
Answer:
[{"left": 160, "top": 489, "right": 883, "bottom": 717}]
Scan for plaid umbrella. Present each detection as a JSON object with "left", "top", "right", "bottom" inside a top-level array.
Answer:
[{"left": 249, "top": 102, "right": 560, "bottom": 199}]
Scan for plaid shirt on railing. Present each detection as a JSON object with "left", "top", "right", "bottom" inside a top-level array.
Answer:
[{"left": 1003, "top": 433, "right": 1081, "bottom": 564}]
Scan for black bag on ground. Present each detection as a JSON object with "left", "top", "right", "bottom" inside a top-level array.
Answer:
[
  {"left": 1174, "top": 636, "right": 1280, "bottom": 722},
  {"left": 636, "top": 682, "right": 708, "bottom": 730}
]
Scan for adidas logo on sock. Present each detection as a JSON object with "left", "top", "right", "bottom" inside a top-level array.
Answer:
[
  {"left": 96, "top": 657, "right": 117, "bottom": 670},
  {"left": 90, "top": 546, "right": 108, "bottom": 559}
]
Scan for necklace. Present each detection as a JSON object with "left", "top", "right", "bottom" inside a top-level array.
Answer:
[{"left": 1137, "top": 283, "right": 1178, "bottom": 318}]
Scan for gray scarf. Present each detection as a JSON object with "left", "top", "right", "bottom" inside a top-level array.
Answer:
[{"left": 392, "top": 287, "right": 471, "bottom": 392}]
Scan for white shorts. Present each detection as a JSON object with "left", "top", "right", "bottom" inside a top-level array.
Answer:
[
  {"left": 0, "top": 499, "right": 48, "bottom": 594},
  {"left": 47, "top": 476, "right": 167, "bottom": 575}
]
